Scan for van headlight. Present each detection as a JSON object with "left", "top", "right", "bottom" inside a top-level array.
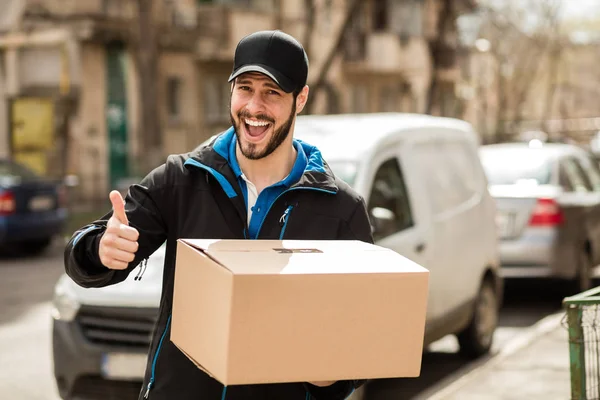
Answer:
[{"left": 51, "top": 276, "right": 80, "bottom": 322}]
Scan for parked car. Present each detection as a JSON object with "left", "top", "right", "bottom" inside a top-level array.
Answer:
[
  {"left": 52, "top": 113, "right": 503, "bottom": 399},
  {"left": 0, "top": 159, "right": 67, "bottom": 253},
  {"left": 479, "top": 141, "right": 600, "bottom": 292}
]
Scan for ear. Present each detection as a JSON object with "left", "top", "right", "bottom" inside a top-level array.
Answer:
[{"left": 294, "top": 85, "right": 310, "bottom": 114}]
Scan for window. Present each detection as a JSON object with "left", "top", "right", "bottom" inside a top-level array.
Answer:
[
  {"left": 367, "top": 158, "right": 414, "bottom": 240},
  {"left": 328, "top": 161, "right": 358, "bottom": 186},
  {"left": 480, "top": 148, "right": 552, "bottom": 186},
  {"left": 166, "top": 77, "right": 181, "bottom": 121},
  {"left": 380, "top": 86, "right": 397, "bottom": 112},
  {"left": 203, "top": 78, "right": 230, "bottom": 124},
  {"left": 560, "top": 158, "right": 591, "bottom": 193},
  {"left": 372, "top": 0, "right": 388, "bottom": 32},
  {"left": 576, "top": 156, "right": 600, "bottom": 192},
  {"left": 390, "top": 0, "right": 423, "bottom": 39},
  {"left": 350, "top": 84, "right": 368, "bottom": 113}
]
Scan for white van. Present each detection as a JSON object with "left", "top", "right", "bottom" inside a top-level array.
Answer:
[
  {"left": 52, "top": 113, "right": 502, "bottom": 399},
  {"left": 294, "top": 113, "right": 503, "bottom": 358}
]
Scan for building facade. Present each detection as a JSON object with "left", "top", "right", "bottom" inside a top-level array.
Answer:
[{"left": 0, "top": 0, "right": 476, "bottom": 205}]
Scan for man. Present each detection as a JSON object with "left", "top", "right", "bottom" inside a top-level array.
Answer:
[{"left": 65, "top": 30, "right": 373, "bottom": 400}]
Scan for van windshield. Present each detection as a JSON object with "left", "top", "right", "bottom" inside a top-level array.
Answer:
[{"left": 327, "top": 161, "right": 358, "bottom": 187}]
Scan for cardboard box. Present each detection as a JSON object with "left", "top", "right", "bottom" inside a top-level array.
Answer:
[{"left": 171, "top": 239, "right": 429, "bottom": 386}]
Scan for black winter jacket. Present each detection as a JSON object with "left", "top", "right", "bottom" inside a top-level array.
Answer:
[{"left": 64, "top": 130, "right": 374, "bottom": 400}]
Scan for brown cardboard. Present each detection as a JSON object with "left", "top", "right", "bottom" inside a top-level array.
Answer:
[{"left": 171, "top": 239, "right": 429, "bottom": 386}]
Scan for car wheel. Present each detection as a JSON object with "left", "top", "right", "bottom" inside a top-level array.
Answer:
[
  {"left": 574, "top": 249, "right": 593, "bottom": 294},
  {"left": 457, "top": 278, "right": 498, "bottom": 359}
]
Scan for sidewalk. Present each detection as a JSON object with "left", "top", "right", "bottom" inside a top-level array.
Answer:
[{"left": 426, "top": 312, "right": 571, "bottom": 400}]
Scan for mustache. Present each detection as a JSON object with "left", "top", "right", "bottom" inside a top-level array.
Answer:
[{"left": 238, "top": 110, "right": 275, "bottom": 124}]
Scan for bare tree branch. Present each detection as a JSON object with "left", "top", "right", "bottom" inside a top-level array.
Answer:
[{"left": 305, "top": 0, "right": 362, "bottom": 114}]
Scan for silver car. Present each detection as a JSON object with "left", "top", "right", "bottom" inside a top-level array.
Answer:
[{"left": 479, "top": 141, "right": 600, "bottom": 292}]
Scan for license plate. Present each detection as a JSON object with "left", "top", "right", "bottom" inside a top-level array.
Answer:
[
  {"left": 101, "top": 353, "right": 147, "bottom": 380},
  {"left": 29, "top": 195, "right": 54, "bottom": 211},
  {"left": 496, "top": 212, "right": 514, "bottom": 237}
]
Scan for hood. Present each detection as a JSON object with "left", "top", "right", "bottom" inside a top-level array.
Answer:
[{"left": 187, "top": 127, "right": 339, "bottom": 194}]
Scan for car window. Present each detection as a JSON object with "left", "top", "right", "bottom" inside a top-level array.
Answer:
[
  {"left": 479, "top": 149, "right": 551, "bottom": 186},
  {"left": 576, "top": 156, "right": 600, "bottom": 192},
  {"left": 0, "top": 160, "right": 38, "bottom": 179},
  {"left": 560, "top": 158, "right": 590, "bottom": 193},
  {"left": 327, "top": 161, "right": 358, "bottom": 187},
  {"left": 367, "top": 158, "right": 413, "bottom": 241}
]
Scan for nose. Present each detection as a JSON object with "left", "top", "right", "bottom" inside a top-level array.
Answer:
[{"left": 244, "top": 92, "right": 266, "bottom": 115}]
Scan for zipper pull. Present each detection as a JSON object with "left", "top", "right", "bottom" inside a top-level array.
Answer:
[
  {"left": 279, "top": 206, "right": 292, "bottom": 226},
  {"left": 135, "top": 258, "right": 149, "bottom": 281},
  {"left": 144, "top": 380, "right": 153, "bottom": 399}
]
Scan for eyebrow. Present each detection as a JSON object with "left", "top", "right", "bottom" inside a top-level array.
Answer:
[{"left": 236, "top": 77, "right": 282, "bottom": 91}]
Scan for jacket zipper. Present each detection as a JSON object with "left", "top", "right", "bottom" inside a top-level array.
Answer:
[
  {"left": 134, "top": 258, "right": 149, "bottom": 281},
  {"left": 144, "top": 314, "right": 172, "bottom": 399},
  {"left": 256, "top": 187, "right": 335, "bottom": 238},
  {"left": 279, "top": 205, "right": 294, "bottom": 240}
]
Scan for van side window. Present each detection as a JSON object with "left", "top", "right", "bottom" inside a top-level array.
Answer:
[{"left": 367, "top": 158, "right": 414, "bottom": 240}]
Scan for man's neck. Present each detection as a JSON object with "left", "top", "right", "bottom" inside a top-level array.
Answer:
[{"left": 236, "top": 141, "right": 297, "bottom": 194}]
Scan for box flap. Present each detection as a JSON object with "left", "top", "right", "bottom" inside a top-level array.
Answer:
[
  {"left": 179, "top": 239, "right": 380, "bottom": 253},
  {"left": 177, "top": 239, "right": 428, "bottom": 275},
  {"left": 172, "top": 342, "right": 221, "bottom": 382}
]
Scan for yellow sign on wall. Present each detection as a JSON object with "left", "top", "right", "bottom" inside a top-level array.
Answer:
[
  {"left": 11, "top": 97, "right": 55, "bottom": 150},
  {"left": 14, "top": 151, "right": 48, "bottom": 176}
]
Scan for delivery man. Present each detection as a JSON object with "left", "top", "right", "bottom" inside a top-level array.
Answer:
[{"left": 64, "top": 30, "right": 373, "bottom": 400}]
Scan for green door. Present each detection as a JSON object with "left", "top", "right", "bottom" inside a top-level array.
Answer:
[{"left": 106, "top": 43, "right": 129, "bottom": 189}]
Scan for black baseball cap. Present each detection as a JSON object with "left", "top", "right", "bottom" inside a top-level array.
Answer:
[{"left": 228, "top": 30, "right": 309, "bottom": 93}]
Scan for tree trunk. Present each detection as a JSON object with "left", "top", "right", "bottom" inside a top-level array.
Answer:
[
  {"left": 305, "top": 0, "right": 362, "bottom": 114},
  {"left": 494, "top": 54, "right": 508, "bottom": 143},
  {"left": 136, "top": 0, "right": 162, "bottom": 172},
  {"left": 540, "top": 45, "right": 562, "bottom": 137},
  {"left": 303, "top": 0, "right": 316, "bottom": 61},
  {"left": 425, "top": 0, "right": 453, "bottom": 115}
]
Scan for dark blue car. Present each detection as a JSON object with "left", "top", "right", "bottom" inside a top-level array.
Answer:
[{"left": 0, "top": 159, "right": 68, "bottom": 253}]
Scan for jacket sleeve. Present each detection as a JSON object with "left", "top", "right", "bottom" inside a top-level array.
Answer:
[
  {"left": 338, "top": 196, "right": 374, "bottom": 244},
  {"left": 64, "top": 163, "right": 169, "bottom": 288}
]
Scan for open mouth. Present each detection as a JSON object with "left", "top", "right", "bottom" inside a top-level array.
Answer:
[{"left": 243, "top": 118, "right": 272, "bottom": 141}]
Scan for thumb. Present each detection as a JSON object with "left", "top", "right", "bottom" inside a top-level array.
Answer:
[{"left": 109, "top": 190, "right": 129, "bottom": 225}]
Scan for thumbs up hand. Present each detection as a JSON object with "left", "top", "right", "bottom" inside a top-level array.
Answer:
[{"left": 99, "top": 190, "right": 140, "bottom": 270}]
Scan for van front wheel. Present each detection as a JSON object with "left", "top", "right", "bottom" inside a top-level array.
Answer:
[{"left": 457, "top": 279, "right": 498, "bottom": 359}]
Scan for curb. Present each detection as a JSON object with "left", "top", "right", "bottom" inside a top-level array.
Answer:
[{"left": 420, "top": 311, "right": 565, "bottom": 400}]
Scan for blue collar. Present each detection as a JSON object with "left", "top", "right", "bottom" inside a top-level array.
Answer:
[{"left": 222, "top": 127, "right": 307, "bottom": 188}]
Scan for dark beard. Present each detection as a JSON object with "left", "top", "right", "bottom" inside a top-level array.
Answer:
[{"left": 231, "top": 98, "right": 296, "bottom": 160}]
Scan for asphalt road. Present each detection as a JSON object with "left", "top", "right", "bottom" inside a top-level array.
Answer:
[{"left": 0, "top": 241, "right": 568, "bottom": 400}]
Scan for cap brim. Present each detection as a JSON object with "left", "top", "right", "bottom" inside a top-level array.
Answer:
[{"left": 228, "top": 65, "right": 295, "bottom": 93}]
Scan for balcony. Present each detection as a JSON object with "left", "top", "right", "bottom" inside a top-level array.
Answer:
[
  {"left": 195, "top": 4, "right": 277, "bottom": 61},
  {"left": 342, "top": 32, "right": 431, "bottom": 76}
]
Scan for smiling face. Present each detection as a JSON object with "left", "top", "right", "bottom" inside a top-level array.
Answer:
[{"left": 230, "top": 72, "right": 308, "bottom": 160}]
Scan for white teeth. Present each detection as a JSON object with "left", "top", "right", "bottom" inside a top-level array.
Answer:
[{"left": 245, "top": 119, "right": 270, "bottom": 127}]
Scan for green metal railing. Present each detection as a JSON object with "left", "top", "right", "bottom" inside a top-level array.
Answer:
[{"left": 564, "top": 286, "right": 600, "bottom": 400}]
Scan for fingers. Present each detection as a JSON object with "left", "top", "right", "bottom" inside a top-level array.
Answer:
[
  {"left": 107, "top": 219, "right": 139, "bottom": 241},
  {"left": 99, "top": 224, "right": 140, "bottom": 270},
  {"left": 109, "top": 190, "right": 128, "bottom": 225}
]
